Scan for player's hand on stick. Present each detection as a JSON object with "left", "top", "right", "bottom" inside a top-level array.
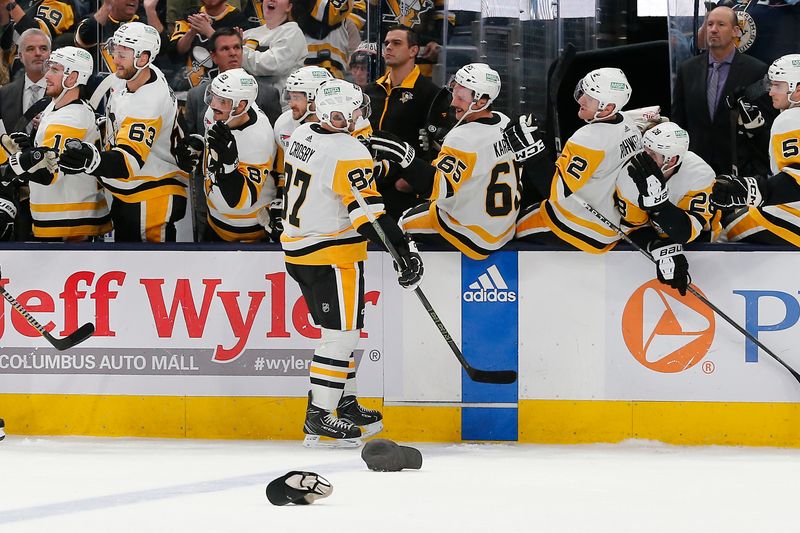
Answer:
[
  {"left": 648, "top": 239, "right": 690, "bottom": 296},
  {"left": 0, "top": 132, "right": 32, "bottom": 155},
  {"left": 726, "top": 94, "right": 765, "bottom": 132},
  {"left": 393, "top": 234, "right": 423, "bottom": 290},
  {"left": 175, "top": 133, "right": 205, "bottom": 173},
  {"left": 207, "top": 121, "right": 238, "bottom": 173},
  {"left": 627, "top": 151, "right": 669, "bottom": 211},
  {"left": 711, "top": 174, "right": 763, "bottom": 209},
  {"left": 370, "top": 130, "right": 415, "bottom": 168},
  {"left": 9, "top": 147, "right": 59, "bottom": 176},
  {"left": 503, "top": 113, "right": 545, "bottom": 163},
  {"left": 58, "top": 139, "right": 100, "bottom": 174}
]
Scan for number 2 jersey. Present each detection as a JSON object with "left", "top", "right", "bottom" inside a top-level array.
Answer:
[
  {"left": 31, "top": 99, "right": 112, "bottom": 238},
  {"left": 280, "top": 122, "right": 382, "bottom": 266},
  {"left": 102, "top": 66, "right": 189, "bottom": 203},
  {"left": 517, "top": 114, "right": 642, "bottom": 253}
]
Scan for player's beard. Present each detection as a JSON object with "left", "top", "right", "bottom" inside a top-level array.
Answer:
[{"left": 116, "top": 63, "right": 138, "bottom": 80}]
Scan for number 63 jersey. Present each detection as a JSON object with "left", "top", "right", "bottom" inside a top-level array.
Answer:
[{"left": 280, "top": 122, "right": 383, "bottom": 266}]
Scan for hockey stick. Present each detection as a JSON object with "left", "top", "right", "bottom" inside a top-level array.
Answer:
[
  {"left": 348, "top": 185, "right": 517, "bottom": 385},
  {"left": 0, "top": 282, "right": 95, "bottom": 351},
  {"left": 573, "top": 195, "right": 800, "bottom": 385},
  {"left": 548, "top": 43, "right": 577, "bottom": 153}
]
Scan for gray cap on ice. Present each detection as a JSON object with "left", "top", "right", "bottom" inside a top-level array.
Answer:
[{"left": 361, "top": 439, "right": 422, "bottom": 472}]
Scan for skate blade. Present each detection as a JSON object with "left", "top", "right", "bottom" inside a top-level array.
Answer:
[
  {"left": 359, "top": 420, "right": 384, "bottom": 438},
  {"left": 303, "top": 434, "right": 362, "bottom": 449}
]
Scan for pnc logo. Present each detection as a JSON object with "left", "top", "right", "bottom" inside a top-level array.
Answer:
[{"left": 621, "top": 280, "right": 715, "bottom": 373}]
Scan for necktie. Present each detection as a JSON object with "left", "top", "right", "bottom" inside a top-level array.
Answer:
[
  {"left": 25, "top": 85, "right": 42, "bottom": 133},
  {"left": 707, "top": 62, "right": 720, "bottom": 120}
]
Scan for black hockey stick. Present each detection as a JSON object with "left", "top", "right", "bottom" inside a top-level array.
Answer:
[
  {"left": 548, "top": 43, "right": 577, "bottom": 153},
  {"left": 0, "top": 283, "right": 95, "bottom": 351},
  {"left": 573, "top": 195, "right": 800, "bottom": 385},
  {"left": 349, "top": 185, "right": 517, "bottom": 385}
]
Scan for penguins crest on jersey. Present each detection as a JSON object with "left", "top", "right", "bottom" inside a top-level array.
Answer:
[
  {"left": 280, "top": 121, "right": 382, "bottom": 266},
  {"left": 104, "top": 65, "right": 188, "bottom": 202}
]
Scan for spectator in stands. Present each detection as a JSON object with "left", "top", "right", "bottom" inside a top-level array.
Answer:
[
  {"left": 240, "top": 0, "right": 306, "bottom": 97},
  {"left": 0, "top": 0, "right": 77, "bottom": 60},
  {"left": 169, "top": 0, "right": 248, "bottom": 88},
  {"left": 290, "top": 0, "right": 362, "bottom": 79},
  {"left": 349, "top": 41, "right": 377, "bottom": 89},
  {"left": 364, "top": 26, "right": 438, "bottom": 219},
  {"left": 167, "top": 0, "right": 248, "bottom": 30},
  {"left": 671, "top": 6, "right": 770, "bottom": 175}
]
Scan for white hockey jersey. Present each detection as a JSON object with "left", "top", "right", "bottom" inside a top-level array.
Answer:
[
  {"left": 423, "top": 112, "right": 519, "bottom": 259},
  {"left": 520, "top": 114, "right": 642, "bottom": 253},
  {"left": 280, "top": 122, "right": 382, "bottom": 265},
  {"left": 203, "top": 105, "right": 277, "bottom": 241},
  {"left": 615, "top": 150, "right": 719, "bottom": 242},
  {"left": 273, "top": 109, "right": 300, "bottom": 185},
  {"left": 31, "top": 99, "right": 112, "bottom": 238},
  {"left": 102, "top": 66, "right": 189, "bottom": 202}
]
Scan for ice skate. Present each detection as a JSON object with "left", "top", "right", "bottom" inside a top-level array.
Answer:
[
  {"left": 337, "top": 395, "right": 384, "bottom": 438},
  {"left": 303, "top": 397, "right": 362, "bottom": 448}
]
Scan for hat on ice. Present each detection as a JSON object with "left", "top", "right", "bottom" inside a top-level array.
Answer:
[
  {"left": 266, "top": 471, "right": 332, "bottom": 505},
  {"left": 361, "top": 439, "right": 422, "bottom": 472}
]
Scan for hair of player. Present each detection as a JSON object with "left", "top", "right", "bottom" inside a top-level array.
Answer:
[
  {"left": 209, "top": 27, "right": 242, "bottom": 53},
  {"left": 385, "top": 25, "right": 420, "bottom": 50}
]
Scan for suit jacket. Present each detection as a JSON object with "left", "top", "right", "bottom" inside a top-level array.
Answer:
[
  {"left": 184, "top": 76, "right": 282, "bottom": 136},
  {"left": 0, "top": 76, "right": 25, "bottom": 133},
  {"left": 671, "top": 50, "right": 769, "bottom": 175}
]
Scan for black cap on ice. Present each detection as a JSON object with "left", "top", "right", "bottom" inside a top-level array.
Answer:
[
  {"left": 266, "top": 471, "right": 333, "bottom": 506},
  {"left": 361, "top": 439, "right": 422, "bottom": 472}
]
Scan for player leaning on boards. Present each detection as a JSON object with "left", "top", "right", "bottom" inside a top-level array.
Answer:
[
  {"left": 266, "top": 65, "right": 334, "bottom": 242},
  {"left": 26, "top": 47, "right": 112, "bottom": 242},
  {"left": 281, "top": 79, "right": 423, "bottom": 448},
  {"left": 59, "top": 22, "right": 190, "bottom": 242},
  {"left": 713, "top": 54, "right": 800, "bottom": 246},
  {"left": 614, "top": 122, "right": 718, "bottom": 295},
  {"left": 202, "top": 68, "right": 277, "bottom": 242},
  {"left": 513, "top": 68, "right": 641, "bottom": 253},
  {"left": 370, "top": 63, "right": 521, "bottom": 260}
]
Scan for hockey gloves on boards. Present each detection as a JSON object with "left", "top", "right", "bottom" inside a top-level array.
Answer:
[
  {"left": 370, "top": 130, "right": 416, "bottom": 168},
  {"left": 711, "top": 174, "right": 764, "bottom": 209},
  {"left": 207, "top": 121, "right": 239, "bottom": 174},
  {"left": 627, "top": 152, "right": 670, "bottom": 211},
  {"left": 8, "top": 147, "right": 59, "bottom": 176},
  {"left": 503, "top": 114, "right": 546, "bottom": 164},
  {"left": 648, "top": 239, "right": 690, "bottom": 296},
  {"left": 175, "top": 134, "right": 205, "bottom": 173},
  {"left": 59, "top": 139, "right": 100, "bottom": 174},
  {"left": 393, "top": 234, "right": 423, "bottom": 291},
  {"left": 0, "top": 132, "right": 32, "bottom": 155}
]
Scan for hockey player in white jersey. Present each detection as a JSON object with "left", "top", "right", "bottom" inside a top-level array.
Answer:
[
  {"left": 712, "top": 54, "right": 800, "bottom": 246},
  {"left": 58, "top": 22, "right": 189, "bottom": 242},
  {"left": 513, "top": 67, "right": 641, "bottom": 253},
  {"left": 281, "top": 79, "right": 423, "bottom": 447},
  {"left": 268, "top": 66, "right": 333, "bottom": 241},
  {"left": 26, "top": 46, "right": 112, "bottom": 241},
  {"left": 615, "top": 123, "right": 717, "bottom": 295},
  {"left": 370, "top": 63, "right": 520, "bottom": 260},
  {"left": 202, "top": 68, "right": 277, "bottom": 242}
]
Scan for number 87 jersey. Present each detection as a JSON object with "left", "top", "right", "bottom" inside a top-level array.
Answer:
[{"left": 280, "top": 122, "right": 383, "bottom": 266}]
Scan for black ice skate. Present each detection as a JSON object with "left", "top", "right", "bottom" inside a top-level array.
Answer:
[
  {"left": 0, "top": 418, "right": 4, "bottom": 441},
  {"left": 337, "top": 395, "right": 383, "bottom": 438},
  {"left": 303, "top": 397, "right": 362, "bottom": 448}
]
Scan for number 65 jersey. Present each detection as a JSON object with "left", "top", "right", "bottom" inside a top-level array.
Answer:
[{"left": 280, "top": 122, "right": 383, "bottom": 266}]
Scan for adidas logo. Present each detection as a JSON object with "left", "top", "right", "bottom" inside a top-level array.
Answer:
[{"left": 463, "top": 265, "right": 516, "bottom": 303}]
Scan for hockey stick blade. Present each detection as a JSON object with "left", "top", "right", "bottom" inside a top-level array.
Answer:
[
  {"left": 42, "top": 322, "right": 96, "bottom": 351},
  {"left": 467, "top": 368, "right": 518, "bottom": 385}
]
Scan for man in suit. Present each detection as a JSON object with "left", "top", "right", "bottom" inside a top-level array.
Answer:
[
  {"left": 672, "top": 6, "right": 770, "bottom": 176},
  {"left": 183, "top": 26, "right": 280, "bottom": 240}
]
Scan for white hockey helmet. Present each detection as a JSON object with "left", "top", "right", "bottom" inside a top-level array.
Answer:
[
  {"left": 450, "top": 63, "right": 502, "bottom": 108},
  {"left": 205, "top": 68, "right": 259, "bottom": 123},
  {"left": 642, "top": 122, "right": 690, "bottom": 173},
  {"left": 109, "top": 22, "right": 161, "bottom": 68},
  {"left": 768, "top": 54, "right": 800, "bottom": 105},
  {"left": 46, "top": 46, "right": 93, "bottom": 87},
  {"left": 575, "top": 67, "right": 632, "bottom": 118},
  {"left": 283, "top": 66, "right": 334, "bottom": 101},
  {"left": 314, "top": 79, "right": 371, "bottom": 132}
]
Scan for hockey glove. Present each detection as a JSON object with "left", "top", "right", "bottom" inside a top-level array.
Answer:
[
  {"left": 503, "top": 114, "right": 546, "bottom": 163},
  {"left": 393, "top": 234, "right": 424, "bottom": 291},
  {"left": 0, "top": 132, "right": 32, "bottom": 155},
  {"left": 0, "top": 193, "right": 16, "bottom": 241},
  {"left": 725, "top": 95, "right": 765, "bottom": 132},
  {"left": 711, "top": 174, "right": 763, "bottom": 209},
  {"left": 175, "top": 134, "right": 205, "bottom": 173},
  {"left": 8, "top": 147, "right": 59, "bottom": 176},
  {"left": 370, "top": 130, "right": 415, "bottom": 168},
  {"left": 648, "top": 239, "right": 690, "bottom": 296},
  {"left": 627, "top": 152, "right": 670, "bottom": 211},
  {"left": 58, "top": 139, "right": 101, "bottom": 174},
  {"left": 207, "top": 121, "right": 239, "bottom": 174},
  {"left": 267, "top": 196, "right": 284, "bottom": 242}
]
